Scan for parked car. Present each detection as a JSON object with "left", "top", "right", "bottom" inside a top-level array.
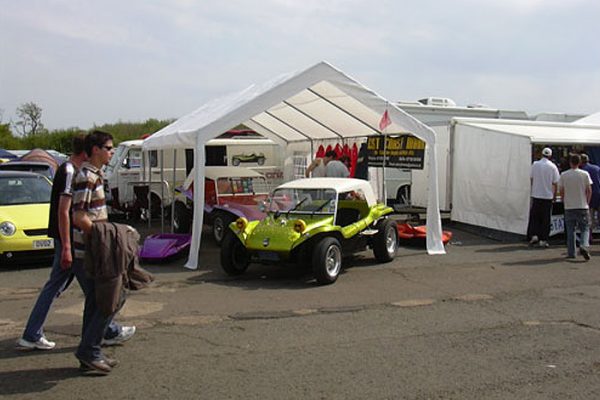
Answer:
[
  {"left": 173, "top": 166, "right": 271, "bottom": 244},
  {"left": 220, "top": 178, "right": 397, "bottom": 284},
  {"left": 0, "top": 161, "right": 55, "bottom": 181},
  {"left": 0, "top": 171, "right": 54, "bottom": 263}
]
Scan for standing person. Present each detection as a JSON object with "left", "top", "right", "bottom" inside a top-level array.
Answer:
[
  {"left": 17, "top": 135, "right": 133, "bottom": 351},
  {"left": 305, "top": 157, "right": 326, "bottom": 177},
  {"left": 558, "top": 153, "right": 593, "bottom": 261},
  {"left": 72, "top": 131, "right": 131, "bottom": 374},
  {"left": 580, "top": 153, "right": 600, "bottom": 237},
  {"left": 527, "top": 147, "right": 560, "bottom": 248},
  {"left": 324, "top": 150, "right": 350, "bottom": 178},
  {"left": 354, "top": 143, "right": 369, "bottom": 180}
]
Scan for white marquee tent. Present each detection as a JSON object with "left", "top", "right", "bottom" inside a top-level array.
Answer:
[
  {"left": 143, "top": 61, "right": 445, "bottom": 269},
  {"left": 451, "top": 117, "right": 600, "bottom": 235}
]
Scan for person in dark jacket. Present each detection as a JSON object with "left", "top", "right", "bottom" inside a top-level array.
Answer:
[{"left": 72, "top": 131, "right": 134, "bottom": 375}]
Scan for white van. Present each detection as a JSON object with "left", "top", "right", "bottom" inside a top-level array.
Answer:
[
  {"left": 104, "top": 137, "right": 283, "bottom": 216},
  {"left": 104, "top": 139, "right": 188, "bottom": 216}
]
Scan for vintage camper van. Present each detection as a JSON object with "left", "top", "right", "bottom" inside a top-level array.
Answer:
[{"left": 105, "top": 137, "right": 283, "bottom": 217}]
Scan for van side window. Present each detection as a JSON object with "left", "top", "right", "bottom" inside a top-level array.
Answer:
[
  {"left": 149, "top": 151, "right": 158, "bottom": 168},
  {"left": 125, "top": 149, "right": 142, "bottom": 169}
]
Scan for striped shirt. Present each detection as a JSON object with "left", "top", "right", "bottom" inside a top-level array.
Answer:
[{"left": 72, "top": 162, "right": 108, "bottom": 259}]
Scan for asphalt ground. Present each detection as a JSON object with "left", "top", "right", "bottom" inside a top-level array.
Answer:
[{"left": 0, "top": 221, "right": 599, "bottom": 399}]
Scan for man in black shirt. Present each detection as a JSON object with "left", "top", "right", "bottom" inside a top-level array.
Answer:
[{"left": 17, "top": 134, "right": 135, "bottom": 351}]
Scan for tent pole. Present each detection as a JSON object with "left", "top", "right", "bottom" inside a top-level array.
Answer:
[
  {"left": 160, "top": 150, "right": 165, "bottom": 233},
  {"left": 171, "top": 149, "right": 177, "bottom": 233},
  {"left": 147, "top": 151, "right": 151, "bottom": 229},
  {"left": 382, "top": 133, "right": 387, "bottom": 206}
]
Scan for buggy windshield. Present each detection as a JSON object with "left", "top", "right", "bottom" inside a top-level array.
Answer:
[{"left": 268, "top": 188, "right": 336, "bottom": 214}]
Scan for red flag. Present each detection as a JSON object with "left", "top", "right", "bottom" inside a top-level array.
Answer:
[{"left": 379, "top": 110, "right": 391, "bottom": 131}]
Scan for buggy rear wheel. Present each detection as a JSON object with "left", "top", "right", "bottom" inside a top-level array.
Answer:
[{"left": 373, "top": 219, "right": 397, "bottom": 262}]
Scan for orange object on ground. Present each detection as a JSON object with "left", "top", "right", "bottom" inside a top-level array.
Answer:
[{"left": 396, "top": 222, "right": 452, "bottom": 245}]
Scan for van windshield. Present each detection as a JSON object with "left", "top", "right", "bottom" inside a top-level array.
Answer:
[{"left": 106, "top": 145, "right": 127, "bottom": 174}]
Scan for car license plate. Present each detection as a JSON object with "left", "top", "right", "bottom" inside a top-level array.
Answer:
[
  {"left": 258, "top": 251, "right": 279, "bottom": 261},
  {"left": 33, "top": 239, "right": 54, "bottom": 249}
]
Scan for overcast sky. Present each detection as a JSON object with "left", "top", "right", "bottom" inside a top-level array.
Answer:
[{"left": 1, "top": 0, "right": 598, "bottom": 131}]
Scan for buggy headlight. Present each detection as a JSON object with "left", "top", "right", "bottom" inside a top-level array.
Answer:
[
  {"left": 0, "top": 221, "right": 16, "bottom": 236},
  {"left": 293, "top": 219, "right": 307, "bottom": 233},
  {"left": 235, "top": 217, "right": 248, "bottom": 231}
]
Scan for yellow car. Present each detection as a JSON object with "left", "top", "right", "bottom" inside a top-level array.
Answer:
[{"left": 0, "top": 171, "right": 54, "bottom": 264}]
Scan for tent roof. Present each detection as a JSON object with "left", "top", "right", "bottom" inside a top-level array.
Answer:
[
  {"left": 453, "top": 118, "right": 600, "bottom": 145},
  {"left": 573, "top": 111, "right": 600, "bottom": 125},
  {"left": 143, "top": 61, "right": 436, "bottom": 150}
]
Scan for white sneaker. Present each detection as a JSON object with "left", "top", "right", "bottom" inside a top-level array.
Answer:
[
  {"left": 538, "top": 240, "right": 549, "bottom": 248},
  {"left": 102, "top": 326, "right": 136, "bottom": 346},
  {"left": 529, "top": 235, "right": 539, "bottom": 246},
  {"left": 16, "top": 336, "right": 56, "bottom": 350}
]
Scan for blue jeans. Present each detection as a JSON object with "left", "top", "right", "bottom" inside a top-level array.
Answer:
[
  {"left": 22, "top": 239, "right": 121, "bottom": 342},
  {"left": 565, "top": 209, "right": 591, "bottom": 258},
  {"left": 74, "top": 257, "right": 117, "bottom": 362}
]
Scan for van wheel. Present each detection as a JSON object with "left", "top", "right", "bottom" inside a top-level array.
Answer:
[
  {"left": 173, "top": 202, "right": 191, "bottom": 233},
  {"left": 257, "top": 157, "right": 265, "bottom": 165},
  {"left": 213, "top": 212, "right": 234, "bottom": 245},
  {"left": 373, "top": 219, "right": 397, "bottom": 262},
  {"left": 221, "top": 233, "right": 249, "bottom": 276},
  {"left": 396, "top": 185, "right": 411, "bottom": 206},
  {"left": 232, "top": 158, "right": 240, "bottom": 166},
  {"left": 312, "top": 237, "right": 342, "bottom": 285}
]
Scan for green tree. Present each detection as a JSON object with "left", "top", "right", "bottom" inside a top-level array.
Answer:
[
  {"left": 0, "top": 123, "right": 19, "bottom": 149},
  {"left": 15, "top": 102, "right": 46, "bottom": 137}
]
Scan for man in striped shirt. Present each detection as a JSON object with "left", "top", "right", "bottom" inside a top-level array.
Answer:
[
  {"left": 18, "top": 135, "right": 88, "bottom": 350},
  {"left": 72, "top": 130, "right": 133, "bottom": 374}
]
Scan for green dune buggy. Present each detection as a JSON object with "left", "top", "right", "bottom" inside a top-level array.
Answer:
[{"left": 220, "top": 177, "right": 397, "bottom": 284}]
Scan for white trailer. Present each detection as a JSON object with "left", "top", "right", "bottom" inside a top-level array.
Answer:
[{"left": 396, "top": 100, "right": 530, "bottom": 211}]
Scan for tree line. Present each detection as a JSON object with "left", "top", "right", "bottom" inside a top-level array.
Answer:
[{"left": 0, "top": 102, "right": 172, "bottom": 154}]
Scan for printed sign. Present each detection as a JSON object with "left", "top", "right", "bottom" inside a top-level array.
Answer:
[{"left": 366, "top": 135, "right": 425, "bottom": 169}]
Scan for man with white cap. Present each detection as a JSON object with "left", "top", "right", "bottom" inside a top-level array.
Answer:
[{"left": 527, "top": 147, "right": 560, "bottom": 248}]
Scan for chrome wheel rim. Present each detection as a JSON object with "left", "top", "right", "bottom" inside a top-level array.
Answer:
[
  {"left": 325, "top": 245, "right": 342, "bottom": 277},
  {"left": 385, "top": 228, "right": 396, "bottom": 255}
]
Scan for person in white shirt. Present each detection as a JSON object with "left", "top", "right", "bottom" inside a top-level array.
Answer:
[
  {"left": 558, "top": 153, "right": 593, "bottom": 260},
  {"left": 305, "top": 157, "right": 327, "bottom": 178},
  {"left": 527, "top": 147, "right": 560, "bottom": 248},
  {"left": 324, "top": 150, "right": 349, "bottom": 178}
]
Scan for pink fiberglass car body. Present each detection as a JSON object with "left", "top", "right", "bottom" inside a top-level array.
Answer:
[{"left": 173, "top": 166, "right": 270, "bottom": 245}]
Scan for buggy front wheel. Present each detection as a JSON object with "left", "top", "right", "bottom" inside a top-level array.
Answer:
[
  {"left": 312, "top": 237, "right": 342, "bottom": 285},
  {"left": 221, "top": 233, "right": 250, "bottom": 276}
]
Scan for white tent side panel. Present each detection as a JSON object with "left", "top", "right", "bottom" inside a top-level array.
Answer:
[
  {"left": 411, "top": 124, "right": 451, "bottom": 211},
  {"left": 451, "top": 124, "right": 531, "bottom": 234}
]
